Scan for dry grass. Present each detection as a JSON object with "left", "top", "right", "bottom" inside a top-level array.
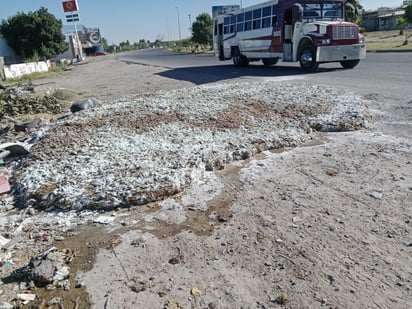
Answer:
[{"left": 364, "top": 30, "right": 412, "bottom": 51}]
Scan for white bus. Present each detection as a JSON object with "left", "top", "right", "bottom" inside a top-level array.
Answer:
[{"left": 213, "top": 0, "right": 366, "bottom": 71}]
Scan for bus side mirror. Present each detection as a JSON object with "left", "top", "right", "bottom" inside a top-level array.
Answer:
[{"left": 294, "top": 3, "right": 303, "bottom": 21}]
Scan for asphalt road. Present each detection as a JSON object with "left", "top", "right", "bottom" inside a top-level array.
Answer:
[{"left": 119, "top": 48, "right": 412, "bottom": 99}]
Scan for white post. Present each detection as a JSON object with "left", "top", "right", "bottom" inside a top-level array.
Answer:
[
  {"left": 175, "top": 6, "right": 182, "bottom": 41},
  {"left": 73, "top": 20, "right": 83, "bottom": 61}
]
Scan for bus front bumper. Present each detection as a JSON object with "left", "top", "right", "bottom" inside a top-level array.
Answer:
[{"left": 316, "top": 44, "right": 366, "bottom": 63}]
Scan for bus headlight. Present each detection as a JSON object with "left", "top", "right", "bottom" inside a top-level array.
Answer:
[
  {"left": 359, "top": 36, "right": 365, "bottom": 44},
  {"left": 317, "top": 38, "right": 331, "bottom": 45}
]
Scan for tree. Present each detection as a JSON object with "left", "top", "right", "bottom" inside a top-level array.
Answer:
[
  {"left": 101, "top": 37, "right": 109, "bottom": 51},
  {"left": 136, "top": 39, "right": 149, "bottom": 50},
  {"left": 0, "top": 7, "right": 66, "bottom": 60},
  {"left": 396, "top": 17, "right": 407, "bottom": 36},
  {"left": 405, "top": 3, "right": 412, "bottom": 24},
  {"left": 345, "top": 0, "right": 363, "bottom": 25},
  {"left": 191, "top": 13, "right": 213, "bottom": 46}
]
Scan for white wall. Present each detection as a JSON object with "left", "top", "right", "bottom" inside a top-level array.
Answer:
[{"left": 3, "top": 61, "right": 49, "bottom": 79}]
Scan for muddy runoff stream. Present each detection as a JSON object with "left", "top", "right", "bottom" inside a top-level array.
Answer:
[
  {"left": 24, "top": 136, "right": 329, "bottom": 309},
  {"left": 20, "top": 155, "right": 249, "bottom": 308}
]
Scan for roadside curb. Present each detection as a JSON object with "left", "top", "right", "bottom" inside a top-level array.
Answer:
[{"left": 367, "top": 49, "right": 412, "bottom": 53}]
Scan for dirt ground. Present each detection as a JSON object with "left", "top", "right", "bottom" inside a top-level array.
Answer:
[{"left": 2, "top": 53, "right": 411, "bottom": 308}]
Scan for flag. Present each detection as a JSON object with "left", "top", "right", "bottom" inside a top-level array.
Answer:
[{"left": 62, "top": 0, "right": 78, "bottom": 13}]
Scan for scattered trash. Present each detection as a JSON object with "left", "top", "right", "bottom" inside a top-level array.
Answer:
[
  {"left": 0, "top": 176, "right": 11, "bottom": 195},
  {"left": 0, "top": 302, "right": 14, "bottom": 309},
  {"left": 16, "top": 293, "right": 36, "bottom": 302},
  {"left": 70, "top": 97, "right": 101, "bottom": 113},
  {"left": 94, "top": 215, "right": 116, "bottom": 224},
  {"left": 0, "top": 142, "right": 30, "bottom": 161},
  {"left": 3, "top": 115, "right": 41, "bottom": 132},
  {"left": 53, "top": 266, "right": 70, "bottom": 281},
  {"left": 0, "top": 235, "right": 10, "bottom": 247}
]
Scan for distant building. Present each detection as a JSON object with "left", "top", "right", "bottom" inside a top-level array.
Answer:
[{"left": 362, "top": 6, "right": 406, "bottom": 32}]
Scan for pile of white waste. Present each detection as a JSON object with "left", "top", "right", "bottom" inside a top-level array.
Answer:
[{"left": 15, "top": 81, "right": 368, "bottom": 211}]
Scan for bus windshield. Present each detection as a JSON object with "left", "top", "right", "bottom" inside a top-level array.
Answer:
[{"left": 301, "top": 2, "right": 343, "bottom": 20}]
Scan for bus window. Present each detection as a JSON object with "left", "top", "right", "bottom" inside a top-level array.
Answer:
[
  {"left": 244, "top": 20, "right": 252, "bottom": 31},
  {"left": 245, "top": 11, "right": 252, "bottom": 21},
  {"left": 262, "top": 17, "right": 271, "bottom": 28},
  {"left": 272, "top": 15, "right": 278, "bottom": 26},
  {"left": 253, "top": 9, "right": 262, "bottom": 19},
  {"left": 253, "top": 19, "right": 261, "bottom": 29},
  {"left": 237, "top": 13, "right": 244, "bottom": 22},
  {"left": 262, "top": 6, "right": 271, "bottom": 17},
  {"left": 237, "top": 23, "right": 244, "bottom": 32},
  {"left": 230, "top": 15, "right": 236, "bottom": 33}
]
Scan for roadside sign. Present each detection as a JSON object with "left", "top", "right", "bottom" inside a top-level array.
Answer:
[
  {"left": 62, "top": 0, "right": 79, "bottom": 13},
  {"left": 66, "top": 14, "right": 80, "bottom": 23}
]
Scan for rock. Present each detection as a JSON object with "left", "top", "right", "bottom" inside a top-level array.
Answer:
[
  {"left": 30, "top": 259, "right": 55, "bottom": 284},
  {"left": 70, "top": 97, "right": 101, "bottom": 113}
]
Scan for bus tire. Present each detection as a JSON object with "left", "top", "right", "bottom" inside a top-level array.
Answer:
[
  {"left": 340, "top": 59, "right": 360, "bottom": 69},
  {"left": 219, "top": 45, "right": 225, "bottom": 60},
  {"left": 299, "top": 45, "right": 318, "bottom": 72},
  {"left": 262, "top": 58, "right": 279, "bottom": 66},
  {"left": 233, "top": 48, "right": 249, "bottom": 67}
]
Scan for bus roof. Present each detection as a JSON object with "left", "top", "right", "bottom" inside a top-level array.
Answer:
[{"left": 213, "top": 0, "right": 346, "bottom": 18}]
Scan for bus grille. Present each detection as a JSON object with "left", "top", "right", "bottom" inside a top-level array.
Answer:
[{"left": 332, "top": 26, "right": 357, "bottom": 40}]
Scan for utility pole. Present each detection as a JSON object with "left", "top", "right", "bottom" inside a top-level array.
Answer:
[
  {"left": 188, "top": 14, "right": 192, "bottom": 32},
  {"left": 175, "top": 6, "right": 182, "bottom": 41}
]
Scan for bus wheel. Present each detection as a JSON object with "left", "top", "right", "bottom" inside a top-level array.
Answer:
[
  {"left": 262, "top": 58, "right": 279, "bottom": 66},
  {"left": 233, "top": 48, "right": 249, "bottom": 66},
  {"left": 340, "top": 59, "right": 360, "bottom": 69},
  {"left": 299, "top": 45, "right": 318, "bottom": 72},
  {"left": 219, "top": 45, "right": 224, "bottom": 60}
]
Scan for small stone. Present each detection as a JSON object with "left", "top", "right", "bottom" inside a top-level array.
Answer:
[
  {"left": 292, "top": 216, "right": 302, "bottom": 223},
  {"left": 367, "top": 190, "right": 383, "bottom": 200}
]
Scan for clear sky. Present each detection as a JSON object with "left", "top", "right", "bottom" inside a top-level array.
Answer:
[{"left": 0, "top": 1, "right": 405, "bottom": 44}]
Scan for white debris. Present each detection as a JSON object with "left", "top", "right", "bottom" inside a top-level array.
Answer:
[{"left": 15, "top": 81, "right": 368, "bottom": 211}]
